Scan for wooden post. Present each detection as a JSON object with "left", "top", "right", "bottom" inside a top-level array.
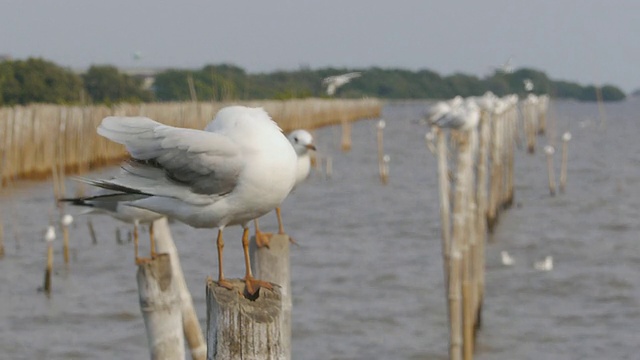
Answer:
[
  {"left": 475, "top": 112, "right": 490, "bottom": 329},
  {"left": 87, "top": 219, "right": 98, "bottom": 245},
  {"left": 137, "top": 254, "right": 185, "bottom": 360},
  {"left": 250, "top": 234, "right": 292, "bottom": 360},
  {"left": 436, "top": 128, "right": 451, "bottom": 290},
  {"left": 560, "top": 132, "right": 571, "bottom": 193},
  {"left": 449, "top": 130, "right": 473, "bottom": 360},
  {"left": 340, "top": 120, "right": 352, "bottom": 151},
  {"left": 206, "top": 278, "right": 284, "bottom": 360},
  {"left": 61, "top": 214, "right": 73, "bottom": 264},
  {"left": 487, "top": 112, "right": 503, "bottom": 232},
  {"left": 377, "top": 120, "right": 386, "bottom": 183},
  {"left": 153, "top": 218, "right": 206, "bottom": 360},
  {"left": 544, "top": 145, "right": 556, "bottom": 196},
  {"left": 43, "top": 226, "right": 55, "bottom": 294},
  {"left": 0, "top": 219, "right": 4, "bottom": 259}
]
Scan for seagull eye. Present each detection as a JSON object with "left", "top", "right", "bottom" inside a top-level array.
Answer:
[{"left": 294, "top": 137, "right": 298, "bottom": 143}]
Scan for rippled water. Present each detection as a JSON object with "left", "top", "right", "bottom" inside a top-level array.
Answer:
[{"left": 1, "top": 99, "right": 639, "bottom": 359}]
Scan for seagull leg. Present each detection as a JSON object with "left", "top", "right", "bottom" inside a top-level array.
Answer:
[
  {"left": 242, "top": 226, "right": 272, "bottom": 295},
  {"left": 149, "top": 222, "right": 156, "bottom": 259},
  {"left": 254, "top": 218, "right": 273, "bottom": 248},
  {"left": 275, "top": 207, "right": 299, "bottom": 246},
  {"left": 133, "top": 220, "right": 142, "bottom": 265},
  {"left": 216, "top": 229, "right": 233, "bottom": 290}
]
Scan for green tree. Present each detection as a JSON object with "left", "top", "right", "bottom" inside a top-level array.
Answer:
[{"left": 83, "top": 65, "right": 153, "bottom": 104}]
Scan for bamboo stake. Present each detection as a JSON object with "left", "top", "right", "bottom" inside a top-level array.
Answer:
[
  {"left": 560, "top": 132, "right": 571, "bottom": 193},
  {"left": 475, "top": 112, "right": 490, "bottom": 329},
  {"left": 137, "top": 254, "right": 185, "bottom": 360},
  {"left": 61, "top": 214, "right": 73, "bottom": 264},
  {"left": 43, "top": 226, "right": 56, "bottom": 294},
  {"left": 436, "top": 128, "right": 451, "bottom": 290},
  {"left": 377, "top": 119, "right": 386, "bottom": 183},
  {"left": 87, "top": 219, "right": 98, "bottom": 245},
  {"left": 250, "top": 234, "right": 292, "bottom": 360},
  {"left": 206, "top": 278, "right": 284, "bottom": 360},
  {"left": 544, "top": 145, "right": 557, "bottom": 196},
  {"left": 153, "top": 218, "right": 206, "bottom": 360},
  {"left": 340, "top": 120, "right": 352, "bottom": 151}
]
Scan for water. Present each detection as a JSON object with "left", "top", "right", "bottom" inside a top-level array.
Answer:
[{"left": 1, "top": 99, "right": 639, "bottom": 359}]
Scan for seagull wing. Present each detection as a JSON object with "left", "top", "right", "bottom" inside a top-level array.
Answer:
[{"left": 97, "top": 116, "right": 243, "bottom": 197}]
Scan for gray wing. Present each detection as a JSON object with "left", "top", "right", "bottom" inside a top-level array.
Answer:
[{"left": 98, "top": 116, "right": 243, "bottom": 196}]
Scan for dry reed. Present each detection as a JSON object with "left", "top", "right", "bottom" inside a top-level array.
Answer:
[{"left": 0, "top": 98, "right": 382, "bottom": 185}]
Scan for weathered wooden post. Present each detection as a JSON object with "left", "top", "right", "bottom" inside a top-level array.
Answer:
[
  {"left": 474, "top": 111, "right": 491, "bottom": 329},
  {"left": 544, "top": 145, "right": 557, "bottom": 196},
  {"left": 87, "top": 219, "right": 98, "bottom": 245},
  {"left": 43, "top": 225, "right": 56, "bottom": 294},
  {"left": 250, "top": 234, "right": 292, "bottom": 360},
  {"left": 340, "top": 120, "right": 352, "bottom": 151},
  {"left": 0, "top": 219, "right": 4, "bottom": 258},
  {"left": 153, "top": 217, "right": 206, "bottom": 360},
  {"left": 487, "top": 111, "right": 503, "bottom": 232},
  {"left": 137, "top": 254, "right": 185, "bottom": 360},
  {"left": 435, "top": 128, "right": 451, "bottom": 290},
  {"left": 206, "top": 279, "right": 284, "bottom": 360},
  {"left": 61, "top": 214, "right": 73, "bottom": 264},
  {"left": 377, "top": 119, "right": 387, "bottom": 184},
  {"left": 560, "top": 132, "right": 571, "bottom": 193}
]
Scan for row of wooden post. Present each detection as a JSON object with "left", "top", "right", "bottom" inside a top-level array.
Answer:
[{"left": 436, "top": 101, "right": 519, "bottom": 360}]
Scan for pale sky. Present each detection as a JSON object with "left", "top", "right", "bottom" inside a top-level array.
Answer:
[{"left": 2, "top": 0, "right": 638, "bottom": 92}]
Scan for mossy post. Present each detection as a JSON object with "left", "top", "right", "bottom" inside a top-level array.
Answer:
[
  {"left": 206, "top": 279, "right": 284, "bottom": 360},
  {"left": 137, "top": 254, "right": 185, "bottom": 360}
]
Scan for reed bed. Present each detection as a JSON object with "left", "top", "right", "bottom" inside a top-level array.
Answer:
[{"left": 0, "top": 98, "right": 382, "bottom": 186}]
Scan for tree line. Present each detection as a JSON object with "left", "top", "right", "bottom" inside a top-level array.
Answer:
[{"left": 0, "top": 57, "right": 626, "bottom": 106}]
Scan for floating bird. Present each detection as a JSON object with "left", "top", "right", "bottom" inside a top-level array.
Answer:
[
  {"left": 322, "top": 72, "right": 361, "bottom": 96},
  {"left": 82, "top": 106, "right": 298, "bottom": 295},
  {"left": 501, "top": 250, "right": 515, "bottom": 266},
  {"left": 254, "top": 129, "right": 315, "bottom": 247},
  {"left": 61, "top": 189, "right": 164, "bottom": 264},
  {"left": 534, "top": 256, "right": 553, "bottom": 271}
]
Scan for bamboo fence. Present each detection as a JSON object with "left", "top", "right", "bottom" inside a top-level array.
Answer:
[{"left": 0, "top": 98, "right": 382, "bottom": 186}]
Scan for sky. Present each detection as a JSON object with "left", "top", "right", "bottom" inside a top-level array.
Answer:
[{"left": 2, "top": 0, "right": 639, "bottom": 92}]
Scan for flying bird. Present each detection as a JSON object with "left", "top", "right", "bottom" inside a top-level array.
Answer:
[
  {"left": 322, "top": 72, "right": 362, "bottom": 96},
  {"left": 82, "top": 106, "right": 298, "bottom": 295},
  {"left": 254, "top": 129, "right": 316, "bottom": 247}
]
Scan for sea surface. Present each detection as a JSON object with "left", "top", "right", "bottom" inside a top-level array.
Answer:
[{"left": 0, "top": 99, "right": 639, "bottom": 359}]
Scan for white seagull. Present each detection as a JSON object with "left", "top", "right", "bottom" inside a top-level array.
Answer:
[
  {"left": 254, "top": 129, "right": 315, "bottom": 247},
  {"left": 61, "top": 188, "right": 164, "bottom": 264},
  {"left": 84, "top": 106, "right": 298, "bottom": 295},
  {"left": 430, "top": 98, "right": 480, "bottom": 131},
  {"left": 322, "top": 72, "right": 362, "bottom": 96},
  {"left": 501, "top": 251, "right": 515, "bottom": 266},
  {"left": 534, "top": 256, "right": 553, "bottom": 271}
]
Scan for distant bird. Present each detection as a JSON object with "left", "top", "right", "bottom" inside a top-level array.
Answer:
[
  {"left": 45, "top": 225, "right": 56, "bottom": 242},
  {"left": 501, "top": 251, "right": 515, "bottom": 266},
  {"left": 61, "top": 188, "right": 164, "bottom": 264},
  {"left": 534, "top": 256, "right": 553, "bottom": 271},
  {"left": 523, "top": 78, "right": 534, "bottom": 92},
  {"left": 430, "top": 98, "right": 480, "bottom": 131},
  {"left": 322, "top": 72, "right": 361, "bottom": 96},
  {"left": 254, "top": 129, "right": 316, "bottom": 247},
  {"left": 80, "top": 106, "right": 298, "bottom": 295}
]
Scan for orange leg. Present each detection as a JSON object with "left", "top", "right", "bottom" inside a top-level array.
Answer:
[
  {"left": 216, "top": 229, "right": 233, "bottom": 290},
  {"left": 276, "top": 207, "right": 285, "bottom": 234},
  {"left": 254, "top": 218, "right": 273, "bottom": 248},
  {"left": 133, "top": 221, "right": 142, "bottom": 265},
  {"left": 242, "top": 227, "right": 272, "bottom": 295}
]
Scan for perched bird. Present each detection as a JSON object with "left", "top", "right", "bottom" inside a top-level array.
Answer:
[
  {"left": 430, "top": 98, "right": 480, "bottom": 131},
  {"left": 254, "top": 129, "right": 315, "bottom": 247},
  {"left": 61, "top": 188, "right": 164, "bottom": 264},
  {"left": 501, "top": 250, "right": 515, "bottom": 266},
  {"left": 83, "top": 106, "right": 298, "bottom": 295},
  {"left": 534, "top": 256, "right": 553, "bottom": 271},
  {"left": 322, "top": 72, "right": 361, "bottom": 96}
]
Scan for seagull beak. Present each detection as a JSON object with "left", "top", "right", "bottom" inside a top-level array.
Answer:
[{"left": 306, "top": 144, "right": 316, "bottom": 151}]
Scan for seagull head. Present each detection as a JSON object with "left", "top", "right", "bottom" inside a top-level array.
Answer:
[{"left": 288, "top": 129, "right": 316, "bottom": 155}]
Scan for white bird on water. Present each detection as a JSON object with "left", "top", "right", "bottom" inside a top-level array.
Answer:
[
  {"left": 534, "top": 256, "right": 553, "bottom": 271},
  {"left": 501, "top": 251, "right": 515, "bottom": 266},
  {"left": 322, "top": 72, "right": 361, "bottom": 96},
  {"left": 254, "top": 129, "right": 316, "bottom": 247},
  {"left": 61, "top": 188, "right": 164, "bottom": 264},
  {"left": 83, "top": 106, "right": 298, "bottom": 295}
]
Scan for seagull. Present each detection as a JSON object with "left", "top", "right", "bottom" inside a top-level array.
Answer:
[
  {"left": 523, "top": 78, "right": 534, "bottom": 92},
  {"left": 322, "top": 72, "right": 361, "bottom": 96},
  {"left": 430, "top": 98, "right": 480, "bottom": 131},
  {"left": 61, "top": 188, "right": 164, "bottom": 264},
  {"left": 501, "top": 251, "right": 514, "bottom": 266},
  {"left": 254, "top": 129, "right": 316, "bottom": 247},
  {"left": 534, "top": 256, "right": 553, "bottom": 271},
  {"left": 82, "top": 106, "right": 298, "bottom": 295}
]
